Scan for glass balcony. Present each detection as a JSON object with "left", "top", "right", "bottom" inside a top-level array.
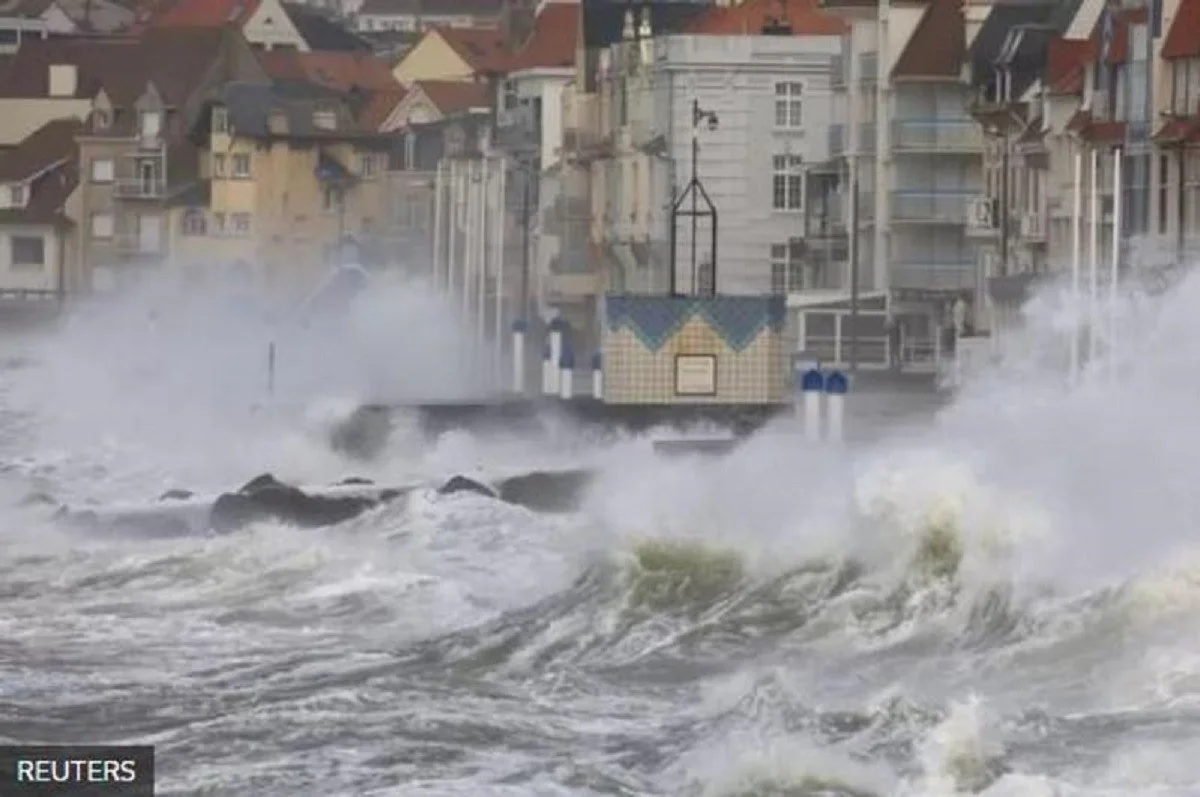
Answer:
[
  {"left": 890, "top": 261, "right": 977, "bottom": 292},
  {"left": 890, "top": 190, "right": 980, "bottom": 224},
  {"left": 891, "top": 119, "right": 982, "bottom": 153}
]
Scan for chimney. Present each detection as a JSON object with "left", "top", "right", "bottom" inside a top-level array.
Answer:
[{"left": 48, "top": 63, "right": 77, "bottom": 98}]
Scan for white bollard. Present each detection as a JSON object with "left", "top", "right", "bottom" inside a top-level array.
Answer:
[
  {"left": 541, "top": 343, "right": 554, "bottom": 396},
  {"left": 559, "top": 349, "right": 574, "bottom": 401},
  {"left": 511, "top": 319, "right": 526, "bottom": 395},
  {"left": 825, "top": 370, "right": 848, "bottom": 443},
  {"left": 799, "top": 368, "right": 824, "bottom": 442},
  {"left": 591, "top": 352, "right": 603, "bottom": 401},
  {"left": 548, "top": 325, "right": 563, "bottom": 396}
]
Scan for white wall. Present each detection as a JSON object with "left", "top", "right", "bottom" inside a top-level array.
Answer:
[
  {"left": 647, "top": 33, "right": 842, "bottom": 295},
  {"left": 0, "top": 226, "right": 61, "bottom": 292}
]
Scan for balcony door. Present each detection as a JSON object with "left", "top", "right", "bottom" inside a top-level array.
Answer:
[
  {"left": 138, "top": 160, "right": 157, "bottom": 196},
  {"left": 138, "top": 214, "right": 162, "bottom": 254}
]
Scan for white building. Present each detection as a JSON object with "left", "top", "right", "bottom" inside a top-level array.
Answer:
[
  {"left": 598, "top": 0, "right": 845, "bottom": 298},
  {"left": 824, "top": 0, "right": 984, "bottom": 368}
]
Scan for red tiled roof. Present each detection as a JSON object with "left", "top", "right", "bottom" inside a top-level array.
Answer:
[
  {"left": 257, "top": 50, "right": 401, "bottom": 92},
  {"left": 357, "top": 88, "right": 407, "bottom": 131},
  {"left": 1155, "top": 117, "right": 1200, "bottom": 143},
  {"left": 1067, "top": 110, "right": 1126, "bottom": 144},
  {"left": 416, "top": 79, "right": 490, "bottom": 114},
  {"left": 146, "top": 0, "right": 261, "bottom": 28},
  {"left": 504, "top": 2, "right": 578, "bottom": 72},
  {"left": 1163, "top": 0, "right": 1200, "bottom": 60},
  {"left": 434, "top": 26, "right": 508, "bottom": 73},
  {"left": 688, "top": 0, "right": 846, "bottom": 36},
  {"left": 1045, "top": 37, "right": 1091, "bottom": 96},
  {"left": 891, "top": 0, "right": 964, "bottom": 81}
]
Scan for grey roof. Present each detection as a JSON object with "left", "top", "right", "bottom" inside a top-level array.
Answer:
[
  {"left": 220, "top": 81, "right": 369, "bottom": 140},
  {"left": 55, "top": 0, "right": 134, "bottom": 32}
]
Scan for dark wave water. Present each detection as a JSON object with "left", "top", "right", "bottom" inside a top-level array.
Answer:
[{"left": 3, "top": 276, "right": 1200, "bottom": 796}]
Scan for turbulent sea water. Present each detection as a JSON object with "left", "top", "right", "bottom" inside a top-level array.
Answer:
[{"left": 3, "top": 274, "right": 1200, "bottom": 796}]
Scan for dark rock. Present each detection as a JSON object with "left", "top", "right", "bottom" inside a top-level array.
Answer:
[
  {"left": 211, "top": 475, "right": 398, "bottom": 534},
  {"left": 437, "top": 475, "right": 497, "bottom": 499},
  {"left": 330, "top": 405, "right": 393, "bottom": 461},
  {"left": 158, "top": 488, "right": 194, "bottom": 501},
  {"left": 336, "top": 477, "right": 374, "bottom": 486},
  {"left": 238, "top": 473, "right": 284, "bottom": 494},
  {"left": 496, "top": 469, "right": 594, "bottom": 514}
]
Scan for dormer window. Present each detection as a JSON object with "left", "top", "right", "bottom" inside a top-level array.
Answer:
[
  {"left": 212, "top": 106, "right": 229, "bottom": 135},
  {"left": 140, "top": 110, "right": 162, "bottom": 141},
  {"left": 92, "top": 109, "right": 111, "bottom": 131},
  {"left": 8, "top": 184, "right": 26, "bottom": 207},
  {"left": 313, "top": 110, "right": 337, "bottom": 131}
]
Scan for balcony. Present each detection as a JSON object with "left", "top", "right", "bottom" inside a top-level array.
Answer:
[
  {"left": 891, "top": 119, "right": 982, "bottom": 153},
  {"left": 891, "top": 190, "right": 979, "bottom": 225},
  {"left": 113, "top": 179, "right": 166, "bottom": 200},
  {"left": 890, "top": 261, "right": 977, "bottom": 292}
]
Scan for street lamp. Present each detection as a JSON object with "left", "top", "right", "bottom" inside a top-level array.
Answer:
[{"left": 669, "top": 98, "right": 719, "bottom": 296}]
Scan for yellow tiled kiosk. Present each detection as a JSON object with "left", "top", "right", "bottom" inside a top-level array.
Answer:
[{"left": 601, "top": 294, "right": 789, "bottom": 405}]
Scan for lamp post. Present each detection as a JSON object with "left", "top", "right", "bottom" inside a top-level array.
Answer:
[{"left": 669, "top": 99, "right": 719, "bottom": 296}]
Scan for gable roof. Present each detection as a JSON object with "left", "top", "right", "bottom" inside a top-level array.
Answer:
[
  {"left": 355, "top": 87, "right": 407, "bottom": 131},
  {"left": 892, "top": 0, "right": 965, "bottom": 81},
  {"left": 55, "top": 0, "right": 133, "bottom": 32},
  {"left": 0, "top": 117, "right": 80, "bottom": 183},
  {"left": 0, "top": 117, "right": 81, "bottom": 228},
  {"left": 0, "top": 27, "right": 256, "bottom": 110},
  {"left": 686, "top": 0, "right": 846, "bottom": 36},
  {"left": 258, "top": 50, "right": 401, "bottom": 93},
  {"left": 415, "top": 78, "right": 490, "bottom": 114},
  {"left": 1045, "top": 36, "right": 1091, "bottom": 95},
  {"left": 1, "top": 0, "right": 57, "bottom": 20},
  {"left": 504, "top": 1, "right": 578, "bottom": 72},
  {"left": 1162, "top": 0, "right": 1200, "bottom": 60},
  {"left": 281, "top": 2, "right": 371, "bottom": 52},
  {"left": 434, "top": 25, "right": 508, "bottom": 73}
]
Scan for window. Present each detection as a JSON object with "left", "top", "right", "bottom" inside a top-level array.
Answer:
[
  {"left": 212, "top": 153, "right": 226, "bottom": 178},
  {"left": 231, "top": 154, "right": 251, "bottom": 178},
  {"left": 323, "top": 186, "right": 342, "bottom": 212},
  {"left": 139, "top": 110, "right": 161, "bottom": 139},
  {"left": 181, "top": 209, "right": 206, "bottom": 236},
  {"left": 313, "top": 110, "right": 337, "bottom": 130},
  {"left": 1173, "top": 59, "right": 1200, "bottom": 117},
  {"left": 90, "top": 212, "right": 114, "bottom": 239},
  {"left": 212, "top": 106, "right": 228, "bottom": 134},
  {"left": 768, "top": 241, "right": 805, "bottom": 294},
  {"left": 8, "top": 184, "right": 25, "bottom": 206},
  {"left": 774, "top": 82, "right": 803, "bottom": 128},
  {"left": 10, "top": 235, "right": 44, "bottom": 268},
  {"left": 503, "top": 80, "right": 518, "bottom": 110},
  {"left": 772, "top": 154, "right": 804, "bottom": 211},
  {"left": 92, "top": 109, "right": 110, "bottom": 130},
  {"left": 359, "top": 153, "right": 376, "bottom": 178},
  {"left": 232, "top": 212, "right": 251, "bottom": 234},
  {"left": 91, "top": 158, "right": 114, "bottom": 183},
  {"left": 212, "top": 212, "right": 226, "bottom": 234}
]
